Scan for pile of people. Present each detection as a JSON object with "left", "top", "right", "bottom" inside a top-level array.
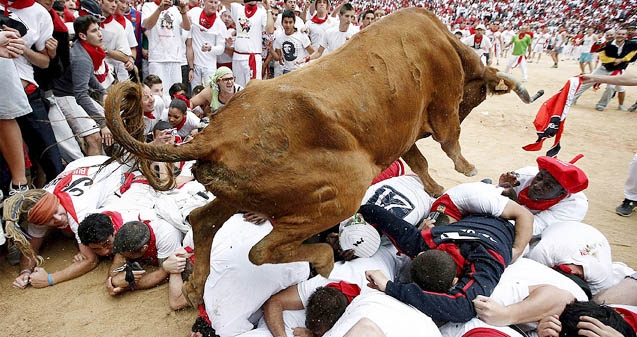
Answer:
[{"left": 1, "top": 0, "right": 637, "bottom": 336}]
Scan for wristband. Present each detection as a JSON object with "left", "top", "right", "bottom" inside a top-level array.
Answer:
[{"left": 47, "top": 273, "right": 54, "bottom": 286}]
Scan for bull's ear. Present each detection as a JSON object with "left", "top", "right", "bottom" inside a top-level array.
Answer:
[{"left": 495, "top": 79, "right": 508, "bottom": 91}]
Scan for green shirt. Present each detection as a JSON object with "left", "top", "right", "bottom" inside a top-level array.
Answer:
[{"left": 510, "top": 35, "right": 532, "bottom": 56}]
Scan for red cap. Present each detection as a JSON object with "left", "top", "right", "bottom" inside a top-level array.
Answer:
[
  {"left": 536, "top": 154, "right": 588, "bottom": 194},
  {"left": 463, "top": 327, "right": 511, "bottom": 337}
]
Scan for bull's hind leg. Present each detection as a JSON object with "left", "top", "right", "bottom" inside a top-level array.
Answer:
[
  {"left": 249, "top": 222, "right": 335, "bottom": 277},
  {"left": 183, "top": 197, "right": 238, "bottom": 306},
  {"left": 402, "top": 144, "right": 444, "bottom": 197}
]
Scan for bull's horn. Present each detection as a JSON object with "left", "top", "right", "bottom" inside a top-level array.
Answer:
[{"left": 496, "top": 72, "right": 544, "bottom": 104}]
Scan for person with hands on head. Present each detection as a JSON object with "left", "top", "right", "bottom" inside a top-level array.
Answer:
[
  {"left": 107, "top": 220, "right": 189, "bottom": 309},
  {"left": 359, "top": 200, "right": 530, "bottom": 323}
]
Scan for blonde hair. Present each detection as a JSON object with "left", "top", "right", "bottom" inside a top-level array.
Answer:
[{"left": 3, "top": 189, "right": 49, "bottom": 266}]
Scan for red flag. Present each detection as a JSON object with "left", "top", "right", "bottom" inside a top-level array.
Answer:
[{"left": 523, "top": 76, "right": 582, "bottom": 157}]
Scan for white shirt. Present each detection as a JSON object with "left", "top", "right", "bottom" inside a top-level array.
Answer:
[
  {"left": 102, "top": 19, "right": 133, "bottom": 82},
  {"left": 305, "top": 15, "right": 337, "bottom": 50},
  {"left": 142, "top": 2, "right": 187, "bottom": 62},
  {"left": 440, "top": 181, "right": 509, "bottom": 217},
  {"left": 187, "top": 8, "right": 228, "bottom": 67},
  {"left": 320, "top": 23, "right": 359, "bottom": 54},
  {"left": 203, "top": 215, "right": 310, "bottom": 337},
  {"left": 462, "top": 34, "right": 493, "bottom": 56},
  {"left": 231, "top": 2, "right": 267, "bottom": 54},
  {"left": 274, "top": 30, "right": 311, "bottom": 72}
]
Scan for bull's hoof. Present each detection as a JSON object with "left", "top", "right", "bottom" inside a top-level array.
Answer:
[
  {"left": 314, "top": 259, "right": 335, "bottom": 278},
  {"left": 182, "top": 280, "right": 204, "bottom": 307},
  {"left": 424, "top": 183, "right": 445, "bottom": 198},
  {"left": 464, "top": 168, "right": 478, "bottom": 177}
]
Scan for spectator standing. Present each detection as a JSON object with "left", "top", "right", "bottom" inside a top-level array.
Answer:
[
  {"left": 274, "top": 10, "right": 313, "bottom": 74},
  {"left": 304, "top": 0, "right": 336, "bottom": 51},
  {"left": 307, "top": 3, "right": 358, "bottom": 60},
  {"left": 142, "top": 0, "right": 192, "bottom": 96},
  {"left": 579, "top": 27, "right": 598, "bottom": 74},
  {"left": 186, "top": 0, "right": 228, "bottom": 87},
  {"left": 462, "top": 24, "right": 492, "bottom": 65},
  {"left": 505, "top": 26, "right": 532, "bottom": 82}
]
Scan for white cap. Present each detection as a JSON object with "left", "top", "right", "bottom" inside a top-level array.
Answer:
[
  {"left": 476, "top": 24, "right": 486, "bottom": 30},
  {"left": 339, "top": 214, "right": 381, "bottom": 258}
]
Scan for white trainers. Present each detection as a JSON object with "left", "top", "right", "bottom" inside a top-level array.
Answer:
[
  {"left": 8, "top": 184, "right": 28, "bottom": 197},
  {"left": 619, "top": 105, "right": 628, "bottom": 111}
]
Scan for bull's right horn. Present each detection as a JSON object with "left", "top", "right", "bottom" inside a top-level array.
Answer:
[{"left": 496, "top": 72, "right": 544, "bottom": 104}]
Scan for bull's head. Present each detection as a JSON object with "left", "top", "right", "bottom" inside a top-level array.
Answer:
[{"left": 495, "top": 72, "right": 545, "bottom": 104}]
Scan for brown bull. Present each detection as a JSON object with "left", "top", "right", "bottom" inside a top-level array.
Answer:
[{"left": 105, "top": 8, "right": 539, "bottom": 305}]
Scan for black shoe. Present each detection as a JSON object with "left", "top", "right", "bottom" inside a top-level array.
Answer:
[{"left": 616, "top": 199, "right": 635, "bottom": 217}]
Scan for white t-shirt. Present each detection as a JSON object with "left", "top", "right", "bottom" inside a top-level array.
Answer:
[
  {"left": 305, "top": 15, "right": 337, "bottom": 50},
  {"left": 462, "top": 34, "right": 493, "bottom": 56},
  {"left": 142, "top": 2, "right": 186, "bottom": 62},
  {"left": 274, "top": 30, "right": 311, "bottom": 72},
  {"left": 362, "top": 175, "right": 436, "bottom": 227},
  {"left": 3, "top": 3, "right": 53, "bottom": 86},
  {"left": 28, "top": 156, "right": 125, "bottom": 242},
  {"left": 274, "top": 13, "right": 305, "bottom": 32},
  {"left": 581, "top": 33, "right": 597, "bottom": 52},
  {"left": 324, "top": 292, "right": 442, "bottom": 337},
  {"left": 320, "top": 23, "right": 359, "bottom": 54},
  {"left": 231, "top": 2, "right": 267, "bottom": 54},
  {"left": 514, "top": 166, "right": 588, "bottom": 237},
  {"left": 174, "top": 110, "right": 201, "bottom": 138},
  {"left": 203, "top": 214, "right": 310, "bottom": 337},
  {"left": 187, "top": 8, "right": 228, "bottom": 67},
  {"left": 146, "top": 217, "right": 184, "bottom": 260},
  {"left": 440, "top": 181, "right": 509, "bottom": 217},
  {"left": 102, "top": 19, "right": 133, "bottom": 82},
  {"left": 297, "top": 244, "right": 402, "bottom": 307},
  {"left": 527, "top": 221, "right": 628, "bottom": 296}
]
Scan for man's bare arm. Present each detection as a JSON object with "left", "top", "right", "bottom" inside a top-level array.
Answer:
[
  {"left": 500, "top": 199, "right": 534, "bottom": 262},
  {"left": 264, "top": 285, "right": 305, "bottom": 337}
]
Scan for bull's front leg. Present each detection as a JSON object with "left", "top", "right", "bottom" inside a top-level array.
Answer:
[
  {"left": 249, "top": 221, "right": 335, "bottom": 277},
  {"left": 402, "top": 144, "right": 445, "bottom": 197},
  {"left": 183, "top": 197, "right": 238, "bottom": 306},
  {"left": 439, "top": 137, "right": 477, "bottom": 177}
]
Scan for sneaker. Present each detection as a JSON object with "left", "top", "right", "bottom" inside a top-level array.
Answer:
[
  {"left": 595, "top": 105, "right": 605, "bottom": 111},
  {"left": 629, "top": 103, "right": 637, "bottom": 112},
  {"left": 619, "top": 105, "right": 628, "bottom": 111},
  {"left": 552, "top": 64, "right": 558, "bottom": 68},
  {"left": 8, "top": 184, "right": 28, "bottom": 197},
  {"left": 616, "top": 199, "right": 635, "bottom": 217}
]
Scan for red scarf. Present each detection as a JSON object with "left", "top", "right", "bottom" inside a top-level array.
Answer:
[
  {"left": 101, "top": 210, "right": 124, "bottom": 232},
  {"left": 473, "top": 35, "right": 483, "bottom": 47},
  {"left": 119, "top": 172, "right": 150, "bottom": 194},
  {"left": 199, "top": 10, "right": 216, "bottom": 29},
  {"left": 325, "top": 281, "right": 361, "bottom": 303},
  {"left": 138, "top": 217, "right": 159, "bottom": 266},
  {"left": 174, "top": 114, "right": 187, "bottom": 131},
  {"left": 144, "top": 111, "right": 156, "bottom": 119},
  {"left": 244, "top": 3, "right": 257, "bottom": 18},
  {"left": 518, "top": 33, "right": 526, "bottom": 39},
  {"left": 2, "top": 0, "right": 35, "bottom": 13},
  {"left": 173, "top": 93, "right": 190, "bottom": 107},
  {"left": 517, "top": 186, "right": 566, "bottom": 211},
  {"left": 430, "top": 194, "right": 463, "bottom": 221},
  {"left": 63, "top": 8, "right": 75, "bottom": 22},
  {"left": 102, "top": 14, "right": 114, "bottom": 27},
  {"left": 114, "top": 14, "right": 127, "bottom": 28},
  {"left": 311, "top": 14, "right": 328, "bottom": 24},
  {"left": 49, "top": 7, "right": 68, "bottom": 33},
  {"left": 79, "top": 40, "right": 109, "bottom": 82},
  {"left": 53, "top": 174, "right": 80, "bottom": 224}
]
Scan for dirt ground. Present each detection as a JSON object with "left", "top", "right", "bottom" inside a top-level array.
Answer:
[{"left": 1, "top": 55, "right": 635, "bottom": 337}]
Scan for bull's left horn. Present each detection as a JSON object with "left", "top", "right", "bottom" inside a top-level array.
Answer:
[{"left": 496, "top": 72, "right": 544, "bottom": 104}]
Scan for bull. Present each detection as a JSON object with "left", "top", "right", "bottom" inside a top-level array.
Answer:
[{"left": 105, "top": 8, "right": 541, "bottom": 305}]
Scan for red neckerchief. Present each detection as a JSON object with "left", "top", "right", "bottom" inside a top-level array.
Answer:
[
  {"left": 63, "top": 7, "right": 74, "bottom": 22},
  {"left": 119, "top": 172, "right": 149, "bottom": 194},
  {"left": 153, "top": 0, "right": 161, "bottom": 5},
  {"left": 137, "top": 217, "right": 159, "bottom": 266},
  {"left": 174, "top": 114, "right": 187, "bottom": 131},
  {"left": 325, "top": 281, "right": 361, "bottom": 303},
  {"left": 244, "top": 4, "right": 257, "bottom": 18},
  {"left": 311, "top": 14, "right": 328, "bottom": 24},
  {"left": 101, "top": 210, "right": 124, "bottom": 232},
  {"left": 173, "top": 93, "right": 190, "bottom": 107},
  {"left": 102, "top": 14, "right": 114, "bottom": 27},
  {"left": 430, "top": 194, "right": 463, "bottom": 221},
  {"left": 2, "top": 0, "right": 35, "bottom": 14},
  {"left": 79, "top": 40, "right": 106, "bottom": 71},
  {"left": 53, "top": 174, "right": 80, "bottom": 224},
  {"left": 517, "top": 186, "right": 566, "bottom": 211},
  {"left": 518, "top": 33, "right": 526, "bottom": 39},
  {"left": 199, "top": 10, "right": 216, "bottom": 29},
  {"left": 49, "top": 7, "right": 68, "bottom": 33},
  {"left": 114, "top": 14, "right": 127, "bottom": 28},
  {"left": 144, "top": 111, "right": 156, "bottom": 119},
  {"left": 474, "top": 35, "right": 483, "bottom": 46}
]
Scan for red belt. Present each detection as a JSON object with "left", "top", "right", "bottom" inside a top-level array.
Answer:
[{"left": 233, "top": 51, "right": 258, "bottom": 80}]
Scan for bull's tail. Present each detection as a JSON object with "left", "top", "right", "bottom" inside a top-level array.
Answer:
[{"left": 105, "top": 82, "right": 202, "bottom": 190}]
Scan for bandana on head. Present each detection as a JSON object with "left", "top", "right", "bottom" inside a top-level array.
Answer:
[
  {"left": 325, "top": 281, "right": 361, "bottom": 303},
  {"left": 27, "top": 192, "right": 60, "bottom": 226},
  {"left": 208, "top": 66, "right": 233, "bottom": 111}
]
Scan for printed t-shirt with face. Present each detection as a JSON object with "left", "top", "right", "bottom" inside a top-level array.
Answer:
[{"left": 273, "top": 30, "right": 311, "bottom": 72}]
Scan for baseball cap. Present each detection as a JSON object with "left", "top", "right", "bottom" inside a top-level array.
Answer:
[
  {"left": 338, "top": 213, "right": 380, "bottom": 258},
  {"left": 475, "top": 24, "right": 486, "bottom": 30},
  {"left": 79, "top": 0, "right": 105, "bottom": 21},
  {"left": 536, "top": 154, "right": 588, "bottom": 194}
]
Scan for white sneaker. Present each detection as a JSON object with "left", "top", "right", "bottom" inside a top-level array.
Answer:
[{"left": 619, "top": 105, "right": 628, "bottom": 111}]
